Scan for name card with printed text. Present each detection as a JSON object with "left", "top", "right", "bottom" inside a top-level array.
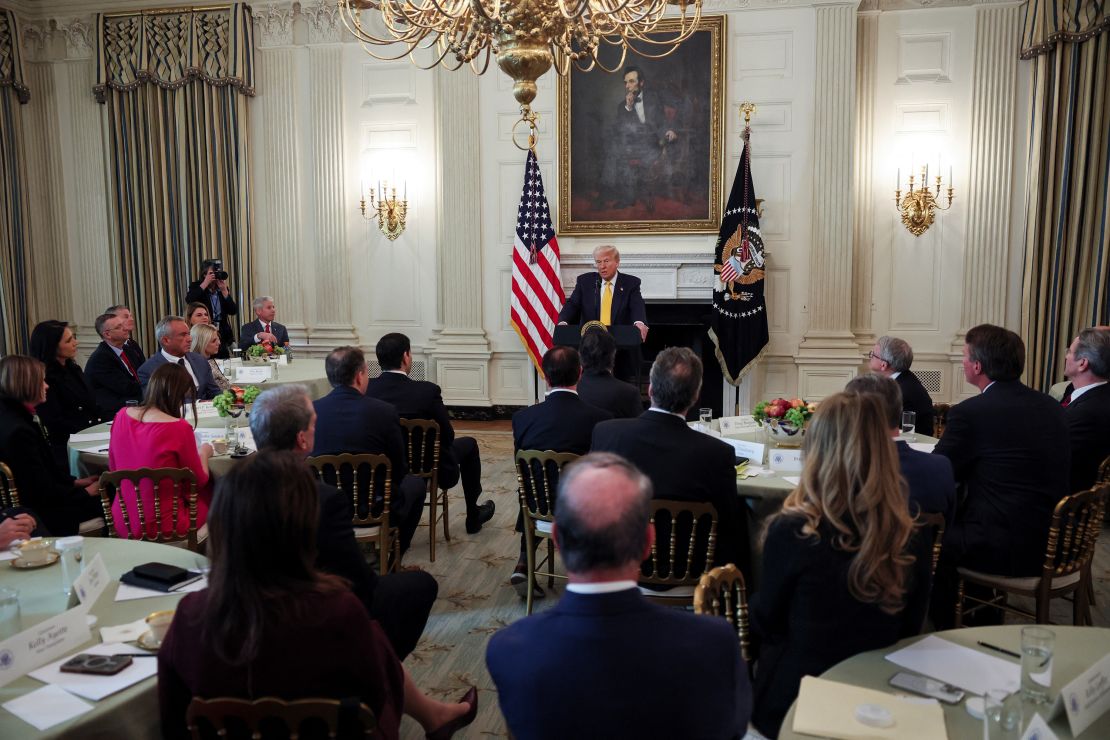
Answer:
[
  {"left": 769, "top": 448, "right": 803, "bottom": 472},
  {"left": 1062, "top": 651, "right": 1110, "bottom": 736},
  {"left": 71, "top": 553, "right": 110, "bottom": 610},
  {"left": 723, "top": 439, "right": 766, "bottom": 466},
  {"left": 719, "top": 415, "right": 761, "bottom": 436},
  {"left": 234, "top": 365, "right": 272, "bottom": 383},
  {"left": 0, "top": 609, "right": 91, "bottom": 688},
  {"left": 191, "top": 401, "right": 220, "bottom": 419}
]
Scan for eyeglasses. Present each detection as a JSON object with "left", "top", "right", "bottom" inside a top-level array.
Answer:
[{"left": 867, "top": 350, "right": 891, "bottom": 363}]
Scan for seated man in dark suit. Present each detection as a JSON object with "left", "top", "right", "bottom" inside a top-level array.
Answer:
[
  {"left": 106, "top": 303, "right": 146, "bottom": 364},
  {"left": 366, "top": 333, "right": 495, "bottom": 534},
  {"left": 930, "top": 324, "right": 1071, "bottom": 628},
  {"left": 311, "top": 346, "right": 427, "bottom": 555},
  {"left": 591, "top": 347, "right": 747, "bottom": 574},
  {"left": 250, "top": 383, "right": 436, "bottom": 660},
  {"left": 510, "top": 346, "right": 612, "bottom": 598},
  {"left": 487, "top": 452, "right": 752, "bottom": 740},
  {"left": 238, "top": 295, "right": 290, "bottom": 351},
  {"left": 85, "top": 312, "right": 143, "bottom": 416},
  {"left": 867, "top": 335, "right": 934, "bottom": 437},
  {"left": 1061, "top": 327, "right": 1110, "bottom": 492},
  {"left": 136, "top": 316, "right": 221, "bottom": 400},
  {"left": 577, "top": 327, "right": 642, "bottom": 419},
  {"left": 846, "top": 373, "right": 956, "bottom": 525}
]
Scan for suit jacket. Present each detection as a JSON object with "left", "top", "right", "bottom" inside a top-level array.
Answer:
[
  {"left": 591, "top": 411, "right": 746, "bottom": 570},
  {"left": 897, "top": 441, "right": 956, "bottom": 526},
  {"left": 125, "top": 339, "right": 146, "bottom": 365},
  {"left": 487, "top": 588, "right": 751, "bottom": 740},
  {"left": 36, "top": 360, "right": 102, "bottom": 468},
  {"left": 238, "top": 318, "right": 290, "bottom": 351},
  {"left": 895, "top": 371, "right": 935, "bottom": 437},
  {"left": 558, "top": 272, "right": 647, "bottom": 327},
  {"left": 137, "top": 351, "right": 221, "bottom": 401},
  {"left": 364, "top": 372, "right": 460, "bottom": 484},
  {"left": 512, "top": 390, "right": 612, "bottom": 454},
  {"left": 933, "top": 380, "right": 1070, "bottom": 575},
  {"left": 85, "top": 341, "right": 143, "bottom": 416},
  {"left": 577, "top": 369, "right": 642, "bottom": 419},
  {"left": 1064, "top": 382, "right": 1110, "bottom": 492},
  {"left": 185, "top": 281, "right": 238, "bottom": 351},
  {"left": 312, "top": 385, "right": 409, "bottom": 492},
  {"left": 315, "top": 480, "right": 378, "bottom": 609}
]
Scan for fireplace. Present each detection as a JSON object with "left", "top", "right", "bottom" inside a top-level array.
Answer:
[{"left": 639, "top": 301, "right": 724, "bottom": 420}]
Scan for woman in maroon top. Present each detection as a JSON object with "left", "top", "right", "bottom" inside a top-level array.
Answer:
[{"left": 157, "top": 450, "right": 477, "bottom": 740}]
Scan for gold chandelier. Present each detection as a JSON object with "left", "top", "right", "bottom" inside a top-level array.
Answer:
[{"left": 337, "top": 0, "right": 703, "bottom": 117}]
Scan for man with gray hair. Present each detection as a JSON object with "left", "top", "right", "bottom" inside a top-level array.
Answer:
[
  {"left": 85, "top": 311, "right": 143, "bottom": 415},
  {"left": 105, "top": 303, "right": 146, "bottom": 363},
  {"left": 591, "top": 347, "right": 746, "bottom": 572},
  {"left": 867, "top": 335, "right": 934, "bottom": 437},
  {"left": 1061, "top": 327, "right": 1110, "bottom": 491},
  {"left": 486, "top": 452, "right": 751, "bottom": 739},
  {"left": 250, "top": 383, "right": 438, "bottom": 660},
  {"left": 135, "top": 315, "right": 221, "bottom": 399},
  {"left": 239, "top": 295, "right": 289, "bottom": 351}
]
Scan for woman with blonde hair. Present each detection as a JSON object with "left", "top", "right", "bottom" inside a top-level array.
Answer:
[
  {"left": 189, "top": 323, "right": 232, "bottom": 392},
  {"left": 749, "top": 392, "right": 930, "bottom": 738}
]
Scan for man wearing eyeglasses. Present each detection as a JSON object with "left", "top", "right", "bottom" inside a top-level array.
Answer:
[{"left": 866, "top": 336, "right": 935, "bottom": 437}]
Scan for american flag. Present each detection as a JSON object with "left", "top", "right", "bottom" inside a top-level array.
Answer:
[{"left": 510, "top": 150, "right": 565, "bottom": 373}]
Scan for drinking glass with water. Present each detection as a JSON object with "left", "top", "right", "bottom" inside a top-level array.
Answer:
[
  {"left": 984, "top": 689, "right": 1023, "bottom": 739},
  {"left": 901, "top": 411, "right": 916, "bottom": 439},
  {"left": 1021, "top": 627, "right": 1055, "bottom": 704}
]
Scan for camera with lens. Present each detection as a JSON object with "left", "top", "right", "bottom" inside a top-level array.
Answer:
[{"left": 206, "top": 259, "right": 229, "bottom": 281}]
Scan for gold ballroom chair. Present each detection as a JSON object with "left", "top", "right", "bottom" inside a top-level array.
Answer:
[
  {"left": 99, "top": 468, "right": 200, "bottom": 551},
  {"left": 186, "top": 696, "right": 377, "bottom": 739},
  {"left": 399, "top": 418, "right": 450, "bottom": 562},
  {"left": 693, "top": 563, "right": 753, "bottom": 667},
  {"left": 639, "top": 500, "right": 718, "bottom": 608},
  {"left": 516, "top": 449, "right": 580, "bottom": 615}
]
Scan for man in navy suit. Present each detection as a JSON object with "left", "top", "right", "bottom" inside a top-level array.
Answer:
[
  {"left": 85, "top": 312, "right": 143, "bottom": 416},
  {"left": 311, "top": 346, "right": 427, "bottom": 554},
  {"left": 577, "top": 327, "right": 643, "bottom": 419},
  {"left": 106, "top": 304, "right": 146, "bottom": 365},
  {"left": 510, "top": 346, "right": 612, "bottom": 598},
  {"left": 867, "top": 335, "right": 934, "bottom": 437},
  {"left": 136, "top": 316, "right": 221, "bottom": 400},
  {"left": 366, "top": 333, "right": 496, "bottom": 535},
  {"left": 251, "top": 384, "right": 437, "bottom": 659},
  {"left": 239, "top": 295, "right": 290, "bottom": 351},
  {"left": 1061, "top": 327, "right": 1110, "bottom": 492},
  {"left": 487, "top": 452, "right": 752, "bottom": 740},
  {"left": 846, "top": 373, "right": 955, "bottom": 525}
]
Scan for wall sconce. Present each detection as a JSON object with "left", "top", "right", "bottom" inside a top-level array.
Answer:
[
  {"left": 895, "top": 165, "right": 954, "bottom": 236},
  {"left": 360, "top": 181, "right": 408, "bottom": 241}
]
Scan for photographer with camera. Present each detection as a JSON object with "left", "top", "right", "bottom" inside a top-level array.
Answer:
[{"left": 185, "top": 259, "right": 237, "bottom": 359}]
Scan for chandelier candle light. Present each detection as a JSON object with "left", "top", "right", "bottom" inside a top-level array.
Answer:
[
  {"left": 360, "top": 180, "right": 408, "bottom": 240},
  {"left": 895, "top": 162, "right": 954, "bottom": 237}
]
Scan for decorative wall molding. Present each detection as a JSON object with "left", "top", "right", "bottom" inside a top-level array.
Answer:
[
  {"left": 253, "top": 3, "right": 296, "bottom": 48},
  {"left": 361, "top": 62, "right": 418, "bottom": 106},
  {"left": 302, "top": 0, "right": 346, "bottom": 45},
  {"left": 19, "top": 21, "right": 52, "bottom": 62},
  {"left": 57, "top": 16, "right": 93, "bottom": 60},
  {"left": 896, "top": 32, "right": 952, "bottom": 84},
  {"left": 851, "top": 11, "right": 878, "bottom": 347}
]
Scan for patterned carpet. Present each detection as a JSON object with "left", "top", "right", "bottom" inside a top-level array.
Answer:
[{"left": 395, "top": 428, "right": 1110, "bottom": 739}]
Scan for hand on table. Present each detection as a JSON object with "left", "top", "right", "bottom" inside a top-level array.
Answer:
[
  {"left": 199, "top": 443, "right": 214, "bottom": 460},
  {"left": 0, "top": 514, "right": 35, "bottom": 548}
]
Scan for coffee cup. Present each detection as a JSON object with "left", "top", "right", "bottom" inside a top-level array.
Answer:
[
  {"left": 145, "top": 610, "right": 175, "bottom": 645},
  {"left": 211, "top": 437, "right": 229, "bottom": 455},
  {"left": 18, "top": 539, "right": 53, "bottom": 565}
]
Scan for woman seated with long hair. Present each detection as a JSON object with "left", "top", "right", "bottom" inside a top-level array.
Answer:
[
  {"left": 0, "top": 355, "right": 103, "bottom": 536},
  {"left": 189, "top": 323, "right": 232, "bottom": 393},
  {"left": 108, "top": 363, "right": 214, "bottom": 539},
  {"left": 749, "top": 392, "right": 931, "bottom": 738},
  {"left": 30, "top": 320, "right": 102, "bottom": 468},
  {"left": 185, "top": 302, "right": 211, "bottom": 328},
  {"left": 157, "top": 450, "right": 477, "bottom": 740}
]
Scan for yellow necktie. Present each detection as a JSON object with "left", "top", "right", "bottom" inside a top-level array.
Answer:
[{"left": 600, "top": 281, "right": 613, "bottom": 325}]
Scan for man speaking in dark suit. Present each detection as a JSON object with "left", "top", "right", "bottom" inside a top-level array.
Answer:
[
  {"left": 487, "top": 452, "right": 751, "bottom": 740},
  {"left": 1061, "top": 327, "right": 1110, "bottom": 492},
  {"left": 930, "top": 324, "right": 1070, "bottom": 627},
  {"left": 558, "top": 245, "right": 648, "bottom": 384},
  {"left": 239, "top": 295, "right": 290, "bottom": 351},
  {"left": 591, "top": 347, "right": 747, "bottom": 574},
  {"left": 867, "top": 335, "right": 934, "bottom": 437},
  {"left": 136, "top": 316, "right": 221, "bottom": 400},
  {"left": 85, "top": 312, "right": 143, "bottom": 416}
]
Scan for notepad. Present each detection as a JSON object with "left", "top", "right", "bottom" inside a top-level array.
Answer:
[
  {"left": 885, "top": 635, "right": 1020, "bottom": 696},
  {"left": 793, "top": 675, "right": 948, "bottom": 739},
  {"left": 2, "top": 684, "right": 93, "bottom": 731},
  {"left": 28, "top": 643, "right": 157, "bottom": 701}
]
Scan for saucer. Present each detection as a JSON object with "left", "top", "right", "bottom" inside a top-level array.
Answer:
[
  {"left": 10, "top": 551, "right": 60, "bottom": 569},
  {"left": 136, "top": 631, "right": 162, "bottom": 651}
]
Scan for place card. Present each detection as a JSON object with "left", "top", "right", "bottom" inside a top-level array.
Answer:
[
  {"left": 1021, "top": 712, "right": 1059, "bottom": 740},
  {"left": 71, "top": 553, "right": 110, "bottom": 611},
  {"left": 769, "top": 448, "right": 803, "bottom": 472},
  {"left": 272, "top": 354, "right": 288, "bottom": 365},
  {"left": 722, "top": 438, "right": 766, "bottom": 465},
  {"left": 234, "top": 365, "right": 271, "bottom": 383},
  {"left": 1062, "top": 651, "right": 1110, "bottom": 736},
  {"left": 0, "top": 608, "right": 92, "bottom": 688},
  {"left": 719, "top": 415, "right": 760, "bottom": 436},
  {"left": 191, "top": 401, "right": 220, "bottom": 419}
]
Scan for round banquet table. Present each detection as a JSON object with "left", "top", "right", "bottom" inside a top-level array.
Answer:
[
  {"left": 777, "top": 625, "right": 1110, "bottom": 739},
  {"left": 0, "top": 538, "right": 204, "bottom": 738}
]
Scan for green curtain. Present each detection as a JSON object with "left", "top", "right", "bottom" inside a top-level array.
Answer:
[
  {"left": 1020, "top": 0, "right": 1110, "bottom": 391},
  {"left": 0, "top": 9, "right": 32, "bottom": 356},
  {"left": 95, "top": 4, "right": 255, "bottom": 353}
]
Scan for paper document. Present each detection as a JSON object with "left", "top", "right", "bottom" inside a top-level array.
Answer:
[
  {"left": 1, "top": 684, "right": 93, "bottom": 731},
  {"left": 68, "top": 432, "right": 111, "bottom": 443},
  {"left": 783, "top": 476, "right": 801, "bottom": 486},
  {"left": 907, "top": 442, "right": 937, "bottom": 454},
  {"left": 885, "top": 635, "right": 1020, "bottom": 696},
  {"left": 792, "top": 675, "right": 947, "bottom": 739},
  {"left": 99, "top": 618, "right": 150, "bottom": 643},
  {"left": 29, "top": 642, "right": 156, "bottom": 701}
]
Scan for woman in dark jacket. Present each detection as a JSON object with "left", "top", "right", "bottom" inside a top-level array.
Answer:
[
  {"left": 184, "top": 260, "right": 237, "bottom": 359},
  {"left": 0, "top": 355, "right": 103, "bottom": 536},
  {"left": 30, "top": 320, "right": 102, "bottom": 468}
]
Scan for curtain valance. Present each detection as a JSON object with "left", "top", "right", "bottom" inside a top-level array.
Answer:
[
  {"left": 94, "top": 3, "right": 255, "bottom": 103},
  {"left": 0, "top": 9, "right": 30, "bottom": 104},
  {"left": 1021, "top": 0, "right": 1109, "bottom": 58}
]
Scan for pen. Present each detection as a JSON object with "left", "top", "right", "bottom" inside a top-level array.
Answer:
[
  {"left": 112, "top": 653, "right": 157, "bottom": 657},
  {"left": 977, "top": 641, "right": 1021, "bottom": 659}
]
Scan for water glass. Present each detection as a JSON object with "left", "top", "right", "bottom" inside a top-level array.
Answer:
[
  {"left": 984, "top": 689, "right": 1023, "bottom": 739},
  {"left": 699, "top": 408, "right": 713, "bottom": 424},
  {"left": 56, "top": 536, "right": 85, "bottom": 598},
  {"left": 0, "top": 586, "right": 20, "bottom": 639},
  {"left": 901, "top": 411, "right": 917, "bottom": 439},
  {"left": 1021, "top": 627, "right": 1055, "bottom": 704}
]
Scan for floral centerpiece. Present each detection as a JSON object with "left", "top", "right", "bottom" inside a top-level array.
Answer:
[
  {"left": 244, "top": 341, "right": 286, "bottom": 364},
  {"left": 752, "top": 397, "right": 817, "bottom": 447},
  {"left": 212, "top": 385, "right": 262, "bottom": 454}
]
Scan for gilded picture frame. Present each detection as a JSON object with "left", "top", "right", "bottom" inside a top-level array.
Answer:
[{"left": 557, "top": 15, "right": 726, "bottom": 235}]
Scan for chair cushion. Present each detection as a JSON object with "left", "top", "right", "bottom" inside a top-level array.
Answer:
[
  {"left": 957, "top": 567, "right": 1082, "bottom": 592},
  {"left": 352, "top": 526, "right": 382, "bottom": 538},
  {"left": 638, "top": 585, "right": 697, "bottom": 598},
  {"left": 78, "top": 517, "right": 106, "bottom": 535},
  {"left": 535, "top": 520, "right": 553, "bottom": 534}
]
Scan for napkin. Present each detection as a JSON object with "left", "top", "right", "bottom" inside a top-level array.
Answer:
[{"left": 1, "top": 684, "right": 93, "bottom": 731}]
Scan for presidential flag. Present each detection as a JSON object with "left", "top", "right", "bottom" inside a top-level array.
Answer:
[
  {"left": 510, "top": 150, "right": 565, "bottom": 373},
  {"left": 708, "top": 128, "right": 768, "bottom": 384}
]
